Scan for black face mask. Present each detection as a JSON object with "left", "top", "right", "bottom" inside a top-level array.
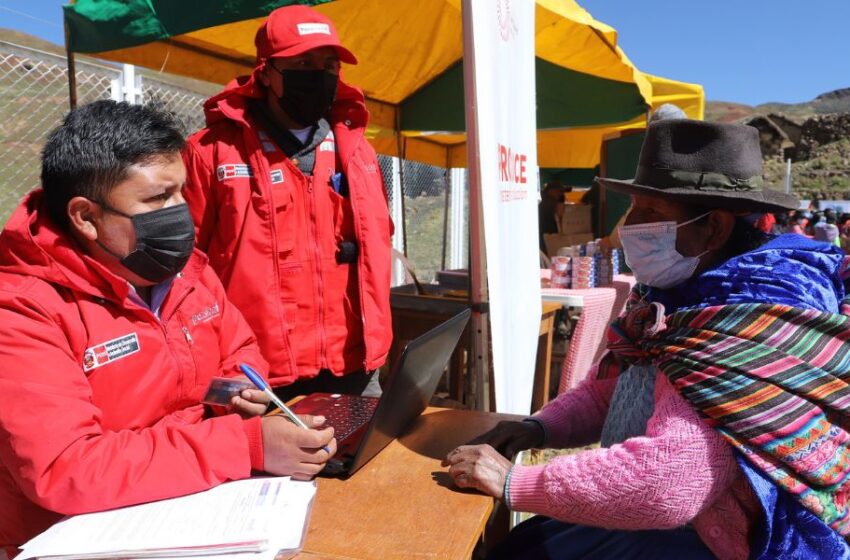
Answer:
[
  {"left": 96, "top": 202, "right": 196, "bottom": 283},
  {"left": 273, "top": 68, "right": 338, "bottom": 127}
]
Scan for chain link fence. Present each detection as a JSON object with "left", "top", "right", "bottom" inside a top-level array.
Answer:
[
  {"left": 0, "top": 41, "right": 466, "bottom": 283},
  {"left": 0, "top": 42, "right": 120, "bottom": 224}
]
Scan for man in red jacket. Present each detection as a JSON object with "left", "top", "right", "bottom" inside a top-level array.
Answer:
[
  {"left": 0, "top": 100, "right": 336, "bottom": 551},
  {"left": 183, "top": 5, "right": 393, "bottom": 400}
]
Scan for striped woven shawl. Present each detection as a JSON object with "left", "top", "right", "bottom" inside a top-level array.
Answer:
[{"left": 599, "top": 301, "right": 850, "bottom": 537}]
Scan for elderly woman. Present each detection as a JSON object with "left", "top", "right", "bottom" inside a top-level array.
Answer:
[{"left": 446, "top": 120, "right": 850, "bottom": 559}]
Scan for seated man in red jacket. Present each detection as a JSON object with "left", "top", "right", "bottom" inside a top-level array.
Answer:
[
  {"left": 0, "top": 100, "right": 336, "bottom": 552},
  {"left": 182, "top": 5, "right": 393, "bottom": 400}
]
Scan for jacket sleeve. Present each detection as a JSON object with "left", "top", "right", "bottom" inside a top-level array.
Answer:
[
  {"left": 182, "top": 140, "right": 219, "bottom": 252},
  {"left": 508, "top": 373, "right": 741, "bottom": 530},
  {"left": 530, "top": 373, "right": 618, "bottom": 448},
  {"left": 0, "top": 291, "right": 262, "bottom": 516}
]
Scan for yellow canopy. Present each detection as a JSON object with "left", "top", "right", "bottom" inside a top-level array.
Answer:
[{"left": 66, "top": 0, "right": 704, "bottom": 169}]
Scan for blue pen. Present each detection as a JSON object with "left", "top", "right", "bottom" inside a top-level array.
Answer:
[{"left": 239, "top": 364, "right": 331, "bottom": 454}]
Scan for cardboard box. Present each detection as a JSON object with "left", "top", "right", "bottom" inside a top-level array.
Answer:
[
  {"left": 544, "top": 232, "right": 594, "bottom": 257},
  {"left": 559, "top": 204, "right": 592, "bottom": 235}
]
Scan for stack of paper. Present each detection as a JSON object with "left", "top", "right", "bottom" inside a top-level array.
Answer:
[{"left": 18, "top": 478, "right": 316, "bottom": 560}]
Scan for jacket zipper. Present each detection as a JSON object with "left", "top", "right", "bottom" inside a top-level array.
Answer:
[
  {"left": 308, "top": 176, "right": 328, "bottom": 369},
  {"left": 341, "top": 132, "right": 371, "bottom": 371},
  {"left": 156, "top": 277, "right": 196, "bottom": 400}
]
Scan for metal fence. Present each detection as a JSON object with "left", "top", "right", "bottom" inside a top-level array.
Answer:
[
  {"left": 0, "top": 42, "right": 120, "bottom": 223},
  {"left": 0, "top": 42, "right": 467, "bottom": 283}
]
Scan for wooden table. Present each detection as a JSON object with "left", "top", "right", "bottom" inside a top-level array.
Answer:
[
  {"left": 532, "top": 301, "right": 562, "bottom": 411},
  {"left": 294, "top": 407, "right": 521, "bottom": 560},
  {"left": 389, "top": 286, "right": 563, "bottom": 409}
]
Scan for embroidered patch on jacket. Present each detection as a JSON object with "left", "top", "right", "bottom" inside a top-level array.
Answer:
[
  {"left": 216, "top": 164, "right": 253, "bottom": 181},
  {"left": 83, "top": 333, "right": 140, "bottom": 372},
  {"left": 270, "top": 169, "right": 284, "bottom": 184},
  {"left": 297, "top": 23, "right": 330, "bottom": 36},
  {"left": 191, "top": 302, "right": 221, "bottom": 325},
  {"left": 363, "top": 163, "right": 378, "bottom": 173}
]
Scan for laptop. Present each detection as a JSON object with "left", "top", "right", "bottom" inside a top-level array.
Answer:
[{"left": 290, "top": 309, "right": 471, "bottom": 477}]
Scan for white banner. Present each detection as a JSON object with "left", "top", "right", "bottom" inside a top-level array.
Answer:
[{"left": 463, "top": 0, "right": 541, "bottom": 414}]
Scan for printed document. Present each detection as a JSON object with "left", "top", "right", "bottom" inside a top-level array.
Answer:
[{"left": 18, "top": 477, "right": 315, "bottom": 560}]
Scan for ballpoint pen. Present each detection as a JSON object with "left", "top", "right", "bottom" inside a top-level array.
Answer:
[{"left": 239, "top": 363, "right": 332, "bottom": 454}]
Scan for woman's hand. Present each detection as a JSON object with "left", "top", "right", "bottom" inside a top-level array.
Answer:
[
  {"left": 443, "top": 444, "right": 513, "bottom": 499},
  {"left": 466, "top": 420, "right": 545, "bottom": 459}
]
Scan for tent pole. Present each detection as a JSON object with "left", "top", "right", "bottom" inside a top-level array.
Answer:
[
  {"left": 440, "top": 168, "right": 450, "bottom": 272},
  {"left": 64, "top": 20, "right": 78, "bottom": 109},
  {"left": 394, "top": 111, "right": 410, "bottom": 260},
  {"left": 461, "top": 0, "right": 490, "bottom": 412}
]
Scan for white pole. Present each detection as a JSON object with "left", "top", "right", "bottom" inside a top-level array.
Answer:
[
  {"left": 391, "top": 157, "right": 406, "bottom": 286},
  {"left": 462, "top": 0, "right": 490, "bottom": 411},
  {"left": 122, "top": 64, "right": 136, "bottom": 103},
  {"left": 449, "top": 168, "right": 467, "bottom": 269},
  {"left": 785, "top": 158, "right": 792, "bottom": 194}
]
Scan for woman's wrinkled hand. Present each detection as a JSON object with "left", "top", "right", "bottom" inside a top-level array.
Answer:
[{"left": 442, "top": 444, "right": 513, "bottom": 499}]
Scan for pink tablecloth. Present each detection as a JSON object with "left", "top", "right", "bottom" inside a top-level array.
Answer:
[{"left": 541, "top": 274, "right": 636, "bottom": 394}]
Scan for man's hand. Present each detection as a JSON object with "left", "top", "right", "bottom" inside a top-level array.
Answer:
[
  {"left": 261, "top": 414, "right": 337, "bottom": 480},
  {"left": 230, "top": 388, "right": 270, "bottom": 418},
  {"left": 466, "top": 420, "right": 544, "bottom": 459},
  {"left": 443, "top": 444, "right": 513, "bottom": 499}
]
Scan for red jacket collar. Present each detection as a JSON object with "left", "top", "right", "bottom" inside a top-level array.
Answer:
[
  {"left": 0, "top": 190, "right": 207, "bottom": 303},
  {"left": 203, "top": 69, "right": 369, "bottom": 132}
]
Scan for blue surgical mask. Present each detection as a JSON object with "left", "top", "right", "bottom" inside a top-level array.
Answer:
[{"left": 618, "top": 212, "right": 711, "bottom": 289}]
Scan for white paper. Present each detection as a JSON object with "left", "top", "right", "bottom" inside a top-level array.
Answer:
[{"left": 19, "top": 478, "right": 316, "bottom": 560}]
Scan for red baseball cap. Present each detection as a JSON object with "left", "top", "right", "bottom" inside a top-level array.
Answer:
[{"left": 255, "top": 5, "right": 357, "bottom": 65}]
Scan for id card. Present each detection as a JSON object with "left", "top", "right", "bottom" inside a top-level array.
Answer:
[{"left": 202, "top": 377, "right": 254, "bottom": 406}]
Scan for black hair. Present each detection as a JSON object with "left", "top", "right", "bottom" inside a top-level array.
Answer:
[
  {"left": 41, "top": 100, "right": 185, "bottom": 229},
  {"left": 683, "top": 204, "right": 771, "bottom": 258}
]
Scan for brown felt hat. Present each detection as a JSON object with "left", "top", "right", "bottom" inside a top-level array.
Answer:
[{"left": 597, "top": 119, "right": 800, "bottom": 213}]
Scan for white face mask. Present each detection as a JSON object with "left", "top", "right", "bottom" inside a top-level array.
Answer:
[{"left": 618, "top": 212, "right": 711, "bottom": 289}]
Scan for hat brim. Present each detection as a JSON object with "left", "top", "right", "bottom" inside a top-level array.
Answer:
[
  {"left": 269, "top": 41, "right": 358, "bottom": 65},
  {"left": 597, "top": 176, "right": 801, "bottom": 213}
]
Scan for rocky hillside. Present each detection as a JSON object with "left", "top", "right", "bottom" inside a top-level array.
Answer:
[
  {"left": 707, "top": 89, "right": 850, "bottom": 198},
  {"left": 707, "top": 88, "right": 850, "bottom": 123}
]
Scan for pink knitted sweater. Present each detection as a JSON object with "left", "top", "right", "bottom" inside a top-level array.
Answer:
[{"left": 508, "top": 372, "right": 762, "bottom": 560}]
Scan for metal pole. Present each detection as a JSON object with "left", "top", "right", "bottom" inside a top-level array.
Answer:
[
  {"left": 390, "top": 158, "right": 407, "bottom": 286},
  {"left": 461, "top": 0, "right": 490, "bottom": 411},
  {"left": 441, "top": 170, "right": 450, "bottom": 272},
  {"left": 394, "top": 112, "right": 410, "bottom": 259},
  {"left": 450, "top": 168, "right": 466, "bottom": 269},
  {"left": 785, "top": 158, "right": 793, "bottom": 194},
  {"left": 64, "top": 21, "right": 77, "bottom": 109}
]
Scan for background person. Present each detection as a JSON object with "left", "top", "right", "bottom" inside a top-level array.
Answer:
[
  {"left": 538, "top": 181, "right": 567, "bottom": 252},
  {"left": 0, "top": 101, "right": 336, "bottom": 551},
  {"left": 182, "top": 5, "right": 392, "bottom": 401},
  {"left": 446, "top": 120, "right": 850, "bottom": 559}
]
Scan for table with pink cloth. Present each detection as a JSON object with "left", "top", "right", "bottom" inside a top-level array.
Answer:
[{"left": 540, "top": 273, "right": 636, "bottom": 395}]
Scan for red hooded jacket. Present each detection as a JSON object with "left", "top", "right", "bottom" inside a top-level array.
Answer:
[
  {"left": 0, "top": 192, "right": 267, "bottom": 550},
  {"left": 182, "top": 75, "right": 392, "bottom": 385}
]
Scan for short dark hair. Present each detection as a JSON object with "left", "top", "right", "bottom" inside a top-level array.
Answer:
[{"left": 41, "top": 100, "right": 185, "bottom": 228}]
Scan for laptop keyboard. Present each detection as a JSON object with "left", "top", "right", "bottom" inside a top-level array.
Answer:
[{"left": 321, "top": 395, "right": 380, "bottom": 441}]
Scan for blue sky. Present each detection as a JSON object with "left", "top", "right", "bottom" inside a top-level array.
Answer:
[{"left": 1, "top": 0, "right": 849, "bottom": 106}]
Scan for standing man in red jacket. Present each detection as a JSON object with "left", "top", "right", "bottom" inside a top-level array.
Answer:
[
  {"left": 0, "top": 101, "right": 336, "bottom": 551},
  {"left": 183, "top": 5, "right": 393, "bottom": 400}
]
